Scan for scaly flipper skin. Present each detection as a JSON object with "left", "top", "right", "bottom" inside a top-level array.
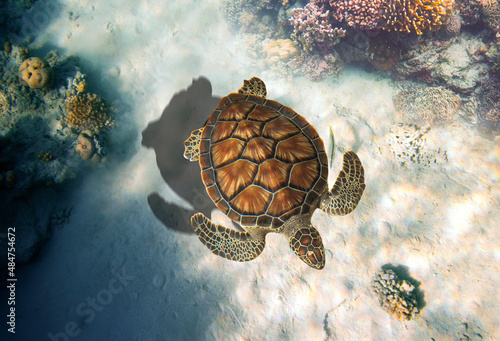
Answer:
[
  {"left": 238, "top": 77, "right": 267, "bottom": 98},
  {"left": 191, "top": 213, "right": 266, "bottom": 262},
  {"left": 288, "top": 225, "right": 325, "bottom": 270},
  {"left": 183, "top": 128, "right": 203, "bottom": 162},
  {"left": 320, "top": 151, "right": 366, "bottom": 216}
]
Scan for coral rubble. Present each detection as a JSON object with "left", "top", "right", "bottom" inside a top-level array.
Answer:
[
  {"left": 371, "top": 269, "right": 420, "bottom": 321},
  {"left": 386, "top": 123, "right": 448, "bottom": 167}
]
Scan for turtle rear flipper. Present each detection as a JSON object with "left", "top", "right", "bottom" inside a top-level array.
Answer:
[
  {"left": 183, "top": 128, "right": 203, "bottom": 162},
  {"left": 238, "top": 77, "right": 267, "bottom": 98},
  {"left": 191, "top": 213, "right": 266, "bottom": 262},
  {"left": 320, "top": 151, "right": 365, "bottom": 216}
]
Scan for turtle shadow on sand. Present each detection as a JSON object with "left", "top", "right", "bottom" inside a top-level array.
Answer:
[{"left": 141, "top": 77, "right": 221, "bottom": 234}]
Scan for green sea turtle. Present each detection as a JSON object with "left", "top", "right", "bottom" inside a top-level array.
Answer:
[{"left": 183, "top": 77, "right": 365, "bottom": 269}]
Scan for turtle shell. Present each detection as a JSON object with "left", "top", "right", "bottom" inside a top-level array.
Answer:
[{"left": 199, "top": 93, "right": 328, "bottom": 229}]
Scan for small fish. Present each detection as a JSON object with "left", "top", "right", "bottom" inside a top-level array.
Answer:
[{"left": 328, "top": 125, "right": 335, "bottom": 168}]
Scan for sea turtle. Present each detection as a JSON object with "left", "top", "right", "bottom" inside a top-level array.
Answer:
[{"left": 183, "top": 77, "right": 365, "bottom": 269}]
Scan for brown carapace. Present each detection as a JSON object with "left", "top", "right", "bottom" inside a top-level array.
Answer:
[{"left": 184, "top": 77, "right": 365, "bottom": 269}]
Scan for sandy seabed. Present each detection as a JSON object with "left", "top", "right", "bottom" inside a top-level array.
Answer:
[{"left": 2, "top": 0, "right": 499, "bottom": 340}]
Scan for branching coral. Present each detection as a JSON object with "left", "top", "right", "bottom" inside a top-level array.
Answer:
[
  {"left": 372, "top": 269, "right": 420, "bottom": 321},
  {"left": 290, "top": 3, "right": 346, "bottom": 53},
  {"left": 381, "top": 0, "right": 454, "bottom": 34},
  {"left": 326, "top": 0, "right": 453, "bottom": 34},
  {"left": 64, "top": 93, "right": 114, "bottom": 133},
  {"left": 330, "top": 0, "right": 385, "bottom": 29}
]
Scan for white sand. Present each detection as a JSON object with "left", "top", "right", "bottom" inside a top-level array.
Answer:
[{"left": 9, "top": 0, "right": 499, "bottom": 340}]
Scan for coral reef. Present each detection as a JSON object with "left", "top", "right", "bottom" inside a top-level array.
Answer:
[
  {"left": 477, "top": 73, "right": 500, "bottom": 133},
  {"left": 290, "top": 52, "right": 345, "bottom": 80},
  {"left": 367, "top": 39, "right": 401, "bottom": 70},
  {"left": 381, "top": 0, "right": 453, "bottom": 35},
  {"left": 64, "top": 93, "right": 114, "bottom": 133},
  {"left": 480, "top": 0, "right": 500, "bottom": 29},
  {"left": 19, "top": 57, "right": 53, "bottom": 89},
  {"left": 328, "top": 0, "right": 453, "bottom": 34},
  {"left": 330, "top": 0, "right": 385, "bottom": 29},
  {"left": 393, "top": 86, "right": 461, "bottom": 123},
  {"left": 386, "top": 123, "right": 448, "bottom": 167},
  {"left": 456, "top": 0, "right": 482, "bottom": 25},
  {"left": 290, "top": 3, "right": 346, "bottom": 53},
  {"left": 262, "top": 38, "right": 299, "bottom": 64},
  {"left": 224, "top": 0, "right": 289, "bottom": 37},
  {"left": 393, "top": 34, "right": 488, "bottom": 92},
  {"left": 438, "top": 14, "right": 462, "bottom": 38},
  {"left": 0, "top": 44, "right": 112, "bottom": 191},
  {"left": 372, "top": 269, "right": 420, "bottom": 321}
]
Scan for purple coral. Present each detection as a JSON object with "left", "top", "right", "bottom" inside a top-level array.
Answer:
[
  {"left": 330, "top": 0, "right": 384, "bottom": 30},
  {"left": 289, "top": 3, "right": 346, "bottom": 53}
]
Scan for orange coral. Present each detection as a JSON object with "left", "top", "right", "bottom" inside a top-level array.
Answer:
[
  {"left": 381, "top": 0, "right": 454, "bottom": 35},
  {"left": 64, "top": 93, "right": 113, "bottom": 133}
]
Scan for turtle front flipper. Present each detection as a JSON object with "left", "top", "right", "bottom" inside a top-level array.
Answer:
[
  {"left": 238, "top": 77, "right": 267, "bottom": 98},
  {"left": 183, "top": 128, "right": 203, "bottom": 161},
  {"left": 321, "top": 151, "right": 365, "bottom": 216},
  {"left": 191, "top": 213, "right": 266, "bottom": 262},
  {"left": 289, "top": 226, "right": 325, "bottom": 270}
]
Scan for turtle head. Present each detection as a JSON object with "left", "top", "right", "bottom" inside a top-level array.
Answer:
[{"left": 289, "top": 225, "right": 325, "bottom": 270}]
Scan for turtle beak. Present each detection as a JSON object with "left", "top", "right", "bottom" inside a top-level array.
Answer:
[{"left": 289, "top": 226, "right": 325, "bottom": 270}]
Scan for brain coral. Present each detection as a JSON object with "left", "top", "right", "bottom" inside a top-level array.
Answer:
[
  {"left": 19, "top": 57, "right": 54, "bottom": 89},
  {"left": 381, "top": 0, "right": 454, "bottom": 34},
  {"left": 393, "top": 86, "right": 461, "bottom": 123},
  {"left": 480, "top": 0, "right": 500, "bottom": 29},
  {"left": 372, "top": 269, "right": 420, "bottom": 321},
  {"left": 64, "top": 93, "right": 114, "bottom": 133}
]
